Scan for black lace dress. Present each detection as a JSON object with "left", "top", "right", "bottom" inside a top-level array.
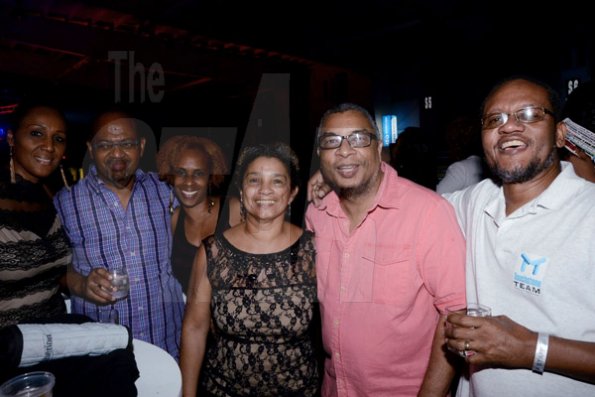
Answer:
[
  {"left": 201, "top": 230, "right": 319, "bottom": 397},
  {"left": 0, "top": 171, "right": 71, "bottom": 328}
]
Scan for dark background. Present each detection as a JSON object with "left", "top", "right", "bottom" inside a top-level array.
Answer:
[{"left": 1, "top": 0, "right": 593, "bottom": 215}]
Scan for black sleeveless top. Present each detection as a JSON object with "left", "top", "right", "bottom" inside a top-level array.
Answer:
[
  {"left": 170, "top": 198, "right": 231, "bottom": 294},
  {"left": 201, "top": 231, "right": 319, "bottom": 397}
]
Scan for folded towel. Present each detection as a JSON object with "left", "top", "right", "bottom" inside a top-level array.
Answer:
[{"left": 17, "top": 323, "right": 130, "bottom": 367}]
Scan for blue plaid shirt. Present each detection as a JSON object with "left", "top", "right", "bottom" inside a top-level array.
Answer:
[{"left": 54, "top": 166, "right": 184, "bottom": 360}]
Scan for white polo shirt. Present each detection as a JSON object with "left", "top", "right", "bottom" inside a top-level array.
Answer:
[{"left": 445, "top": 162, "right": 595, "bottom": 396}]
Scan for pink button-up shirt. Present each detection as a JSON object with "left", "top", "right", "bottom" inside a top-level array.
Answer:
[{"left": 305, "top": 163, "right": 466, "bottom": 397}]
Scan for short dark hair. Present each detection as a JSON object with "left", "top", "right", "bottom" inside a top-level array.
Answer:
[
  {"left": 316, "top": 103, "right": 380, "bottom": 140},
  {"left": 481, "top": 75, "right": 562, "bottom": 121},
  {"left": 233, "top": 142, "right": 300, "bottom": 193}
]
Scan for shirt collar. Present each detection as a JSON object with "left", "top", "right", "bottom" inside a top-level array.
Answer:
[{"left": 484, "top": 161, "right": 584, "bottom": 221}]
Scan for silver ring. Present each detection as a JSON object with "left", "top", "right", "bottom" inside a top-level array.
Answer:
[{"left": 464, "top": 340, "right": 471, "bottom": 351}]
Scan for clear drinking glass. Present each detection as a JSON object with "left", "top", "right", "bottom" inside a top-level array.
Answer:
[
  {"left": 109, "top": 267, "right": 129, "bottom": 300},
  {"left": 444, "top": 304, "right": 491, "bottom": 358},
  {"left": 466, "top": 303, "right": 491, "bottom": 317},
  {"left": 0, "top": 371, "right": 55, "bottom": 397}
]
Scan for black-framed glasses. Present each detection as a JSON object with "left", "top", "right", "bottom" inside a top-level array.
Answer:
[
  {"left": 318, "top": 131, "right": 377, "bottom": 150},
  {"left": 481, "top": 106, "right": 554, "bottom": 130},
  {"left": 92, "top": 139, "right": 140, "bottom": 153}
]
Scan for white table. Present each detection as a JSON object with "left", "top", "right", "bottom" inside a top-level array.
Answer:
[{"left": 133, "top": 339, "right": 182, "bottom": 397}]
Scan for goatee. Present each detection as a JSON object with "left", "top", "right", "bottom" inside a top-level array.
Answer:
[{"left": 489, "top": 149, "right": 557, "bottom": 184}]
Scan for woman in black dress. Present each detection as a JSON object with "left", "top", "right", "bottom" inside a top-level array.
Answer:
[
  {"left": 156, "top": 135, "right": 240, "bottom": 295},
  {"left": 180, "top": 142, "right": 319, "bottom": 397}
]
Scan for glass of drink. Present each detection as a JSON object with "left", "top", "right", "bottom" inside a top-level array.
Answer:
[
  {"left": 444, "top": 304, "right": 491, "bottom": 358},
  {"left": 109, "top": 267, "right": 129, "bottom": 300},
  {"left": 463, "top": 303, "right": 491, "bottom": 357},
  {"left": 0, "top": 371, "right": 55, "bottom": 397},
  {"left": 466, "top": 303, "right": 491, "bottom": 317}
]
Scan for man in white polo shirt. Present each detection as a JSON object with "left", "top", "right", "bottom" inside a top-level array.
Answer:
[{"left": 444, "top": 76, "right": 595, "bottom": 396}]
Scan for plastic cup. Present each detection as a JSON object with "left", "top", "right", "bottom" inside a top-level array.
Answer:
[
  {"left": 466, "top": 303, "right": 491, "bottom": 317},
  {"left": 444, "top": 304, "right": 491, "bottom": 358},
  {"left": 0, "top": 371, "right": 55, "bottom": 397},
  {"left": 443, "top": 306, "right": 466, "bottom": 339}
]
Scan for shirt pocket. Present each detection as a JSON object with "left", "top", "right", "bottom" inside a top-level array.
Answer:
[{"left": 363, "top": 244, "right": 414, "bottom": 305}]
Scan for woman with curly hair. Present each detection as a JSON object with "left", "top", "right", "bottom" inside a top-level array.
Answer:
[{"left": 156, "top": 135, "right": 240, "bottom": 295}]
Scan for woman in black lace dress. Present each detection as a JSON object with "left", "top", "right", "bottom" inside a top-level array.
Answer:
[
  {"left": 0, "top": 100, "right": 140, "bottom": 396},
  {"left": 0, "top": 101, "right": 72, "bottom": 328},
  {"left": 180, "top": 142, "right": 319, "bottom": 397}
]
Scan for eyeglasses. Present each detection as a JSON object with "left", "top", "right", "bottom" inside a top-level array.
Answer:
[
  {"left": 318, "top": 131, "right": 377, "bottom": 150},
  {"left": 481, "top": 106, "right": 554, "bottom": 130},
  {"left": 92, "top": 140, "right": 140, "bottom": 153}
]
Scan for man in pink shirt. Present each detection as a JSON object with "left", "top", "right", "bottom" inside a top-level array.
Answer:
[{"left": 305, "top": 103, "right": 466, "bottom": 396}]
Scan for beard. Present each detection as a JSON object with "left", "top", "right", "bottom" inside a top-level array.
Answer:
[
  {"left": 321, "top": 167, "right": 379, "bottom": 200},
  {"left": 101, "top": 159, "right": 136, "bottom": 188},
  {"left": 488, "top": 148, "right": 557, "bottom": 184}
]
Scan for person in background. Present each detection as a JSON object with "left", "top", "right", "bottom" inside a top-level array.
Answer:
[
  {"left": 305, "top": 103, "right": 466, "bottom": 396},
  {"left": 390, "top": 126, "right": 438, "bottom": 189},
  {"left": 559, "top": 81, "right": 595, "bottom": 182},
  {"left": 443, "top": 76, "right": 595, "bottom": 395},
  {"left": 156, "top": 135, "right": 240, "bottom": 295},
  {"left": 54, "top": 109, "right": 185, "bottom": 360},
  {"left": 0, "top": 101, "right": 71, "bottom": 327},
  {"left": 180, "top": 142, "right": 319, "bottom": 397},
  {"left": 436, "top": 115, "right": 487, "bottom": 194}
]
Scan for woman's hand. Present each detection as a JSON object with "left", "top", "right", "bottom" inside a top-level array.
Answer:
[{"left": 306, "top": 170, "right": 331, "bottom": 207}]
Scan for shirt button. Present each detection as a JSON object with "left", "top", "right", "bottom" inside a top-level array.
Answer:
[
  {"left": 131, "top": 251, "right": 136, "bottom": 256},
  {"left": 334, "top": 319, "right": 339, "bottom": 327},
  {"left": 335, "top": 352, "right": 340, "bottom": 359},
  {"left": 343, "top": 253, "right": 350, "bottom": 258}
]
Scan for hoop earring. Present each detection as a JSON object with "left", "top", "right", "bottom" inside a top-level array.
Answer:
[
  {"left": 60, "top": 157, "right": 71, "bottom": 191},
  {"left": 9, "top": 145, "right": 16, "bottom": 184},
  {"left": 169, "top": 189, "right": 174, "bottom": 215}
]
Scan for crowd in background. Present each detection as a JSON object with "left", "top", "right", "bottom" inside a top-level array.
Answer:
[{"left": 1, "top": 74, "right": 595, "bottom": 396}]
